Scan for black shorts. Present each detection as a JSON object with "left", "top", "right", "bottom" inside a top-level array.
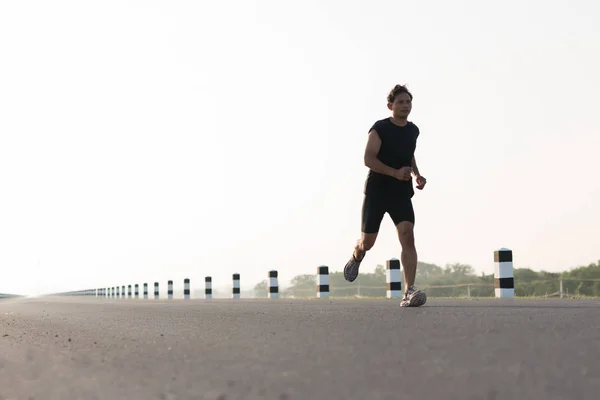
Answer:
[{"left": 361, "top": 193, "right": 415, "bottom": 233}]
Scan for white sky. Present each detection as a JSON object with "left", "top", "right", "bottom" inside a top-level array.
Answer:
[{"left": 1, "top": 0, "right": 599, "bottom": 296}]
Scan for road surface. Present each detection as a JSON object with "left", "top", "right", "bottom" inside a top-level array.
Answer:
[{"left": 1, "top": 297, "right": 599, "bottom": 399}]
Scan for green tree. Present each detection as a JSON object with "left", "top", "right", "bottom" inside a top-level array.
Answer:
[
  {"left": 416, "top": 262, "right": 443, "bottom": 281},
  {"left": 254, "top": 279, "right": 267, "bottom": 298},
  {"left": 283, "top": 274, "right": 316, "bottom": 297}
]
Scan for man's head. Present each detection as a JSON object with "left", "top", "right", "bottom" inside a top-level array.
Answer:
[{"left": 387, "top": 84, "right": 413, "bottom": 119}]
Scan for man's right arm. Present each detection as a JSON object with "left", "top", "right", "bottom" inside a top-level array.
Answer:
[{"left": 364, "top": 129, "right": 400, "bottom": 178}]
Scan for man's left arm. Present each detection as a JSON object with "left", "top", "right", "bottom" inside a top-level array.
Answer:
[
  {"left": 411, "top": 156, "right": 421, "bottom": 178},
  {"left": 411, "top": 156, "right": 426, "bottom": 189}
]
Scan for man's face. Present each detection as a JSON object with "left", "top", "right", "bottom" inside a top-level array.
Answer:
[{"left": 388, "top": 92, "right": 412, "bottom": 118}]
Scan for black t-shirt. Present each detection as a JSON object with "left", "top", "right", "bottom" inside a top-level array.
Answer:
[{"left": 363, "top": 117, "right": 420, "bottom": 198}]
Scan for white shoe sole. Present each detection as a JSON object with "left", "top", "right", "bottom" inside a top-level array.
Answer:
[
  {"left": 400, "top": 291, "right": 427, "bottom": 307},
  {"left": 343, "top": 258, "right": 361, "bottom": 282}
]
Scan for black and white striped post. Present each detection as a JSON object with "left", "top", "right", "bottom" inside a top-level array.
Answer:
[
  {"left": 317, "top": 265, "right": 329, "bottom": 298},
  {"left": 232, "top": 273, "right": 240, "bottom": 299},
  {"left": 135, "top": 284, "right": 139, "bottom": 299},
  {"left": 205, "top": 277, "right": 212, "bottom": 299},
  {"left": 111, "top": 287, "right": 115, "bottom": 298},
  {"left": 116, "top": 286, "right": 120, "bottom": 299},
  {"left": 128, "top": 285, "right": 132, "bottom": 299},
  {"left": 494, "top": 248, "right": 514, "bottom": 298},
  {"left": 184, "top": 278, "right": 190, "bottom": 300},
  {"left": 268, "top": 270, "right": 279, "bottom": 299},
  {"left": 168, "top": 280, "right": 173, "bottom": 300},
  {"left": 121, "top": 286, "right": 125, "bottom": 299},
  {"left": 386, "top": 258, "right": 402, "bottom": 299},
  {"left": 154, "top": 282, "right": 159, "bottom": 300},
  {"left": 143, "top": 283, "right": 148, "bottom": 299}
]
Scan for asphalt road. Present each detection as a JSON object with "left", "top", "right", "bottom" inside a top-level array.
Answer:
[{"left": 1, "top": 296, "right": 599, "bottom": 400}]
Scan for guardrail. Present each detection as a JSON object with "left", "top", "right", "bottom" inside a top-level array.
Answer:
[{"left": 283, "top": 278, "right": 600, "bottom": 299}]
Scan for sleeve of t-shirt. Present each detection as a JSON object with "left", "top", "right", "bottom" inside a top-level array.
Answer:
[
  {"left": 411, "top": 122, "right": 421, "bottom": 139},
  {"left": 368, "top": 120, "right": 383, "bottom": 135}
]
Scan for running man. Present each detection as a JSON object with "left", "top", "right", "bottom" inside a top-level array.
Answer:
[{"left": 344, "top": 84, "right": 427, "bottom": 307}]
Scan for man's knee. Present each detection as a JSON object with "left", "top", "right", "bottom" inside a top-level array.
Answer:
[
  {"left": 396, "top": 222, "right": 415, "bottom": 248},
  {"left": 359, "top": 232, "right": 377, "bottom": 251}
]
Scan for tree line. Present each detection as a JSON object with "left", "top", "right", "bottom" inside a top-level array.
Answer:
[{"left": 253, "top": 259, "right": 600, "bottom": 298}]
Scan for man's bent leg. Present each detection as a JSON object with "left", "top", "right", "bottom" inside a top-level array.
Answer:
[
  {"left": 354, "top": 232, "right": 377, "bottom": 261},
  {"left": 344, "top": 194, "right": 385, "bottom": 282}
]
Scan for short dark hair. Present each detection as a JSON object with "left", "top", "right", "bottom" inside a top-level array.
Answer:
[{"left": 387, "top": 84, "right": 413, "bottom": 103}]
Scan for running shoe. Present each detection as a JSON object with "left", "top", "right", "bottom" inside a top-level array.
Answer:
[
  {"left": 400, "top": 285, "right": 427, "bottom": 307},
  {"left": 343, "top": 251, "right": 364, "bottom": 282}
]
